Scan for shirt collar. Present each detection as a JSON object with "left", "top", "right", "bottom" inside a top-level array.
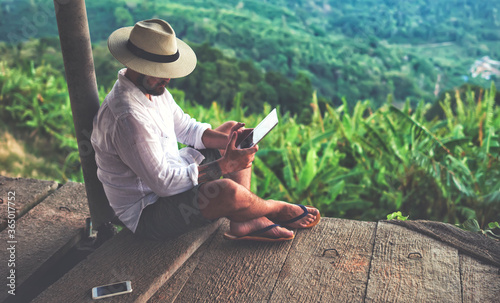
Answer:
[{"left": 117, "top": 68, "right": 157, "bottom": 108}]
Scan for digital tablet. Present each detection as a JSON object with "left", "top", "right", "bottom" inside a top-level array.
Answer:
[{"left": 238, "top": 108, "right": 278, "bottom": 149}]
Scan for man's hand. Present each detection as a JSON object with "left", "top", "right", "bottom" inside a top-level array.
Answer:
[
  {"left": 218, "top": 124, "right": 258, "bottom": 175},
  {"left": 226, "top": 122, "right": 254, "bottom": 148},
  {"left": 234, "top": 127, "right": 254, "bottom": 148}
]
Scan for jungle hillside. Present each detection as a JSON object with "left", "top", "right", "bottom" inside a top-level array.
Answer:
[{"left": 0, "top": 0, "right": 499, "bottom": 232}]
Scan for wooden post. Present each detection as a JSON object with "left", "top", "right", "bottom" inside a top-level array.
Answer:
[{"left": 53, "top": 0, "right": 115, "bottom": 233}]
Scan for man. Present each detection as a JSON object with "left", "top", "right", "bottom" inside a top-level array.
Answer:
[{"left": 91, "top": 19, "right": 320, "bottom": 242}]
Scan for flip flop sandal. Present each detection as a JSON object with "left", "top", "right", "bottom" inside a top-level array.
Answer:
[
  {"left": 281, "top": 204, "right": 321, "bottom": 229},
  {"left": 223, "top": 223, "right": 294, "bottom": 242}
]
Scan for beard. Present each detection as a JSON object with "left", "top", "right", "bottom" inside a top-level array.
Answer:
[{"left": 138, "top": 75, "right": 168, "bottom": 96}]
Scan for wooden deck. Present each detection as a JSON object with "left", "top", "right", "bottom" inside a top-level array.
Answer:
[{"left": 1, "top": 176, "right": 499, "bottom": 302}]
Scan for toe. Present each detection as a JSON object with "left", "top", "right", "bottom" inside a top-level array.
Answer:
[
  {"left": 274, "top": 226, "right": 294, "bottom": 238},
  {"left": 306, "top": 206, "right": 319, "bottom": 216},
  {"left": 299, "top": 206, "right": 319, "bottom": 228},
  {"left": 302, "top": 215, "right": 314, "bottom": 227}
]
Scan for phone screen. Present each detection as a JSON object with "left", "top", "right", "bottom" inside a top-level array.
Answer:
[
  {"left": 238, "top": 108, "right": 278, "bottom": 148},
  {"left": 93, "top": 281, "right": 132, "bottom": 299}
]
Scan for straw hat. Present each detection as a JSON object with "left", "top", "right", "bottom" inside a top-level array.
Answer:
[{"left": 108, "top": 19, "right": 197, "bottom": 78}]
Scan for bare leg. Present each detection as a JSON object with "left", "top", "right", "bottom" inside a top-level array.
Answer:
[
  {"left": 198, "top": 179, "right": 319, "bottom": 238},
  {"left": 205, "top": 122, "right": 318, "bottom": 238}
]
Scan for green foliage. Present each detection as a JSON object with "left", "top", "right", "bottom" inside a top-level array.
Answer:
[
  {"left": 0, "top": 59, "right": 82, "bottom": 182},
  {"left": 114, "top": 7, "right": 134, "bottom": 27},
  {"left": 177, "top": 84, "right": 499, "bottom": 226},
  {"left": 1, "top": 55, "right": 499, "bottom": 225},
  {"left": 387, "top": 211, "right": 409, "bottom": 221},
  {"left": 171, "top": 43, "right": 313, "bottom": 115},
  {"left": 459, "top": 218, "right": 500, "bottom": 240},
  {"left": 3, "top": 0, "right": 499, "bottom": 108},
  {"left": 1, "top": 0, "right": 500, "bottom": 227}
]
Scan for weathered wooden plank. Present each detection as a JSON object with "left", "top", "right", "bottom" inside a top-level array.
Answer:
[
  {"left": 269, "top": 218, "right": 377, "bottom": 303},
  {"left": 172, "top": 219, "right": 295, "bottom": 302},
  {"left": 0, "top": 175, "right": 59, "bottom": 231},
  {"left": 0, "top": 181, "right": 89, "bottom": 303},
  {"left": 32, "top": 219, "right": 223, "bottom": 303},
  {"left": 148, "top": 235, "right": 214, "bottom": 303},
  {"left": 386, "top": 219, "right": 500, "bottom": 267},
  {"left": 460, "top": 254, "right": 500, "bottom": 303},
  {"left": 365, "top": 221, "right": 461, "bottom": 303}
]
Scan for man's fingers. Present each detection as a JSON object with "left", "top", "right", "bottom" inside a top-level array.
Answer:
[
  {"left": 230, "top": 122, "right": 245, "bottom": 133},
  {"left": 228, "top": 131, "right": 238, "bottom": 148},
  {"left": 246, "top": 144, "right": 258, "bottom": 154}
]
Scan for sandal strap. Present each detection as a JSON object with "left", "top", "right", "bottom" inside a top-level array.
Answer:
[
  {"left": 281, "top": 204, "right": 308, "bottom": 225},
  {"left": 247, "top": 224, "right": 280, "bottom": 237}
]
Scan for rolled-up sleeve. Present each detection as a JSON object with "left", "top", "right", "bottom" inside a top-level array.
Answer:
[
  {"left": 113, "top": 113, "right": 198, "bottom": 196},
  {"left": 170, "top": 100, "right": 211, "bottom": 149}
]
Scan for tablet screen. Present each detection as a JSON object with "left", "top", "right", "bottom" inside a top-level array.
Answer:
[{"left": 238, "top": 108, "right": 278, "bottom": 149}]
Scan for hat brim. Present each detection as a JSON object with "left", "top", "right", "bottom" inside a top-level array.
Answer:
[{"left": 108, "top": 26, "right": 197, "bottom": 79}]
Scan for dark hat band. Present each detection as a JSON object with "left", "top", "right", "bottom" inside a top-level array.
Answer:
[{"left": 126, "top": 39, "right": 180, "bottom": 63}]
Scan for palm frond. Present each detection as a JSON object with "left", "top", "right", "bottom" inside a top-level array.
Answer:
[{"left": 389, "top": 105, "right": 452, "bottom": 155}]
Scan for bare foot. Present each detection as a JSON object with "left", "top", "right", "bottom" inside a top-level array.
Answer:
[
  {"left": 229, "top": 217, "right": 294, "bottom": 239},
  {"left": 275, "top": 204, "right": 320, "bottom": 229}
]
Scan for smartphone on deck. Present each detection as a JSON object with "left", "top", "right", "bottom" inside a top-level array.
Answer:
[
  {"left": 91, "top": 281, "right": 132, "bottom": 300},
  {"left": 237, "top": 108, "right": 279, "bottom": 149}
]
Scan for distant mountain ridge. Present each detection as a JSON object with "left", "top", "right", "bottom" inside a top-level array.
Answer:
[{"left": 1, "top": 0, "right": 499, "bottom": 105}]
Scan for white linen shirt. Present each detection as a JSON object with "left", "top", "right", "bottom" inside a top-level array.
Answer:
[{"left": 91, "top": 69, "right": 211, "bottom": 232}]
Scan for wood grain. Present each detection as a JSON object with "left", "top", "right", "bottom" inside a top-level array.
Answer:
[
  {"left": 173, "top": 219, "right": 294, "bottom": 302},
  {"left": 4, "top": 174, "right": 493, "bottom": 303},
  {"left": 269, "top": 218, "right": 377, "bottom": 303},
  {"left": 32, "top": 219, "right": 222, "bottom": 303},
  {"left": 0, "top": 175, "right": 58, "bottom": 231},
  {"left": 148, "top": 235, "right": 214, "bottom": 303},
  {"left": 460, "top": 254, "right": 500, "bottom": 303},
  {"left": 0, "top": 181, "right": 87, "bottom": 303},
  {"left": 365, "top": 221, "right": 461, "bottom": 303},
  {"left": 386, "top": 219, "right": 500, "bottom": 267}
]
